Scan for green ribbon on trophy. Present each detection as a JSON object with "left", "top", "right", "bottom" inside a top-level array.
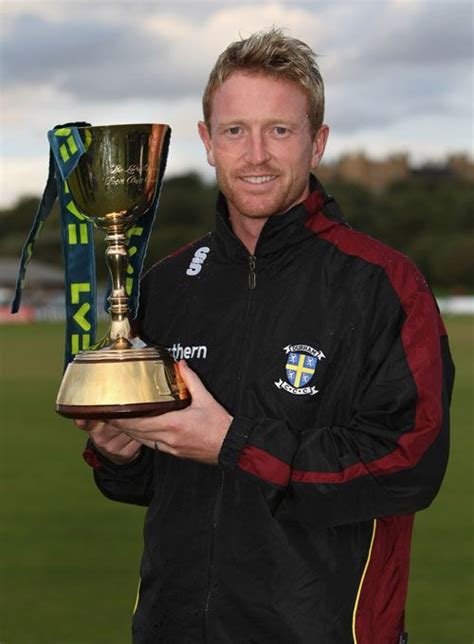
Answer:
[{"left": 11, "top": 123, "right": 170, "bottom": 369}]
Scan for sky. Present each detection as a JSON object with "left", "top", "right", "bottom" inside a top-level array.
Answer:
[{"left": 0, "top": 0, "right": 472, "bottom": 208}]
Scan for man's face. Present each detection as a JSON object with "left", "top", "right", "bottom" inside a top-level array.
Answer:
[{"left": 198, "top": 71, "right": 329, "bottom": 221}]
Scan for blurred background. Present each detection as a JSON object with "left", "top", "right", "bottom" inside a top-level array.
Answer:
[{"left": 1, "top": 1, "right": 473, "bottom": 642}]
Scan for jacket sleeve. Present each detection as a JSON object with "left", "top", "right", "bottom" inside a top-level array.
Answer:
[
  {"left": 218, "top": 285, "right": 454, "bottom": 529},
  {"left": 83, "top": 440, "right": 155, "bottom": 507}
]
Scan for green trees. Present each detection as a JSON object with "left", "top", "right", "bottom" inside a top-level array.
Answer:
[
  {"left": 145, "top": 172, "right": 216, "bottom": 268},
  {"left": 1, "top": 172, "right": 472, "bottom": 292},
  {"left": 326, "top": 175, "right": 474, "bottom": 292}
]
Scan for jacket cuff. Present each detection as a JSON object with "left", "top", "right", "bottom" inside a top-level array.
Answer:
[
  {"left": 218, "top": 416, "right": 253, "bottom": 470},
  {"left": 83, "top": 439, "right": 146, "bottom": 474}
]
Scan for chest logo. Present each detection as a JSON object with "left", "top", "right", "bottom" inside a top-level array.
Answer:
[
  {"left": 168, "top": 342, "right": 208, "bottom": 360},
  {"left": 186, "top": 246, "right": 210, "bottom": 276},
  {"left": 275, "top": 344, "right": 325, "bottom": 396}
]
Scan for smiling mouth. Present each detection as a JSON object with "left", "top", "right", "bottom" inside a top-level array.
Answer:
[{"left": 240, "top": 175, "right": 277, "bottom": 185}]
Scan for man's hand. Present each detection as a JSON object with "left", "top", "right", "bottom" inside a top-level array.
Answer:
[
  {"left": 74, "top": 418, "right": 142, "bottom": 465},
  {"left": 108, "top": 361, "right": 233, "bottom": 465}
]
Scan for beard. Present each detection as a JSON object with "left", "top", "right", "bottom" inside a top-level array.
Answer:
[{"left": 215, "top": 165, "right": 309, "bottom": 220}]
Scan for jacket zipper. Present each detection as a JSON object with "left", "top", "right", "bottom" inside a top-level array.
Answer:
[
  {"left": 248, "top": 254, "right": 257, "bottom": 289},
  {"left": 203, "top": 253, "right": 257, "bottom": 640}
]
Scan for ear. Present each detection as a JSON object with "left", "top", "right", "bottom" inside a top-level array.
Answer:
[
  {"left": 311, "top": 124, "right": 330, "bottom": 169},
  {"left": 198, "top": 121, "right": 215, "bottom": 167}
]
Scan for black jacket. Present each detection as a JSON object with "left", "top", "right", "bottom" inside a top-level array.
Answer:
[{"left": 85, "top": 180, "right": 454, "bottom": 643}]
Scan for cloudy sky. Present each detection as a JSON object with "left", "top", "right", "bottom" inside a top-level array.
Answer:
[{"left": 0, "top": 0, "right": 472, "bottom": 208}]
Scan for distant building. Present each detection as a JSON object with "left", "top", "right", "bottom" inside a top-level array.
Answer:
[
  {"left": 318, "top": 152, "right": 473, "bottom": 192},
  {"left": 0, "top": 258, "right": 108, "bottom": 323},
  {"left": 446, "top": 154, "right": 474, "bottom": 182},
  {"left": 0, "top": 258, "right": 64, "bottom": 323},
  {"left": 0, "top": 257, "right": 63, "bottom": 293}
]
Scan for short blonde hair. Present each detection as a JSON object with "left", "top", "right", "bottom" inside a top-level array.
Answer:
[{"left": 202, "top": 28, "right": 325, "bottom": 136}]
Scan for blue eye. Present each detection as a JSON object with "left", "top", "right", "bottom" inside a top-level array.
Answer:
[
  {"left": 275, "top": 126, "right": 288, "bottom": 135},
  {"left": 227, "top": 126, "right": 242, "bottom": 136}
]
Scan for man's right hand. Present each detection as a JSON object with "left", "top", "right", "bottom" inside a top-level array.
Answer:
[{"left": 74, "top": 419, "right": 142, "bottom": 465}]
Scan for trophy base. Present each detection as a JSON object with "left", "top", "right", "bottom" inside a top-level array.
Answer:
[
  {"left": 56, "top": 344, "right": 190, "bottom": 419},
  {"left": 57, "top": 399, "right": 190, "bottom": 420}
]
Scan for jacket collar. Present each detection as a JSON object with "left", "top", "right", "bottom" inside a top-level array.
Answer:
[{"left": 214, "top": 174, "right": 331, "bottom": 262}]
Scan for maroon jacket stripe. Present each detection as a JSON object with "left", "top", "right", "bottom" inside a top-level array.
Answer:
[
  {"left": 288, "top": 208, "right": 444, "bottom": 484},
  {"left": 238, "top": 445, "right": 291, "bottom": 487},
  {"left": 292, "top": 281, "right": 443, "bottom": 483},
  {"left": 354, "top": 514, "right": 413, "bottom": 643}
]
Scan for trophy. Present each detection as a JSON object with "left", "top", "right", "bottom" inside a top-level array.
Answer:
[{"left": 55, "top": 124, "right": 191, "bottom": 418}]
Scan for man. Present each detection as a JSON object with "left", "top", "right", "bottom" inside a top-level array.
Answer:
[{"left": 79, "top": 29, "right": 454, "bottom": 643}]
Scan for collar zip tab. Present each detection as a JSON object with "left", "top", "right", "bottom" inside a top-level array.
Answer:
[{"left": 248, "top": 254, "right": 257, "bottom": 290}]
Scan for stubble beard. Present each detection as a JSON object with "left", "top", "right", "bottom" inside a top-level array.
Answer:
[
  {"left": 216, "top": 168, "right": 309, "bottom": 219},
  {"left": 216, "top": 167, "right": 306, "bottom": 221}
]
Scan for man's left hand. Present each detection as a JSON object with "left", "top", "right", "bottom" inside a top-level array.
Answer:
[{"left": 109, "top": 360, "right": 233, "bottom": 465}]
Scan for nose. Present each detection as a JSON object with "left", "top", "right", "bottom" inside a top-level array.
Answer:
[{"left": 244, "top": 130, "right": 271, "bottom": 165}]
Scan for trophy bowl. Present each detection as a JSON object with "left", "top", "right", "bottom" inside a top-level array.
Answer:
[{"left": 55, "top": 124, "right": 191, "bottom": 418}]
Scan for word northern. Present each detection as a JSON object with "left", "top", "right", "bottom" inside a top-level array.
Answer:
[{"left": 168, "top": 343, "right": 208, "bottom": 360}]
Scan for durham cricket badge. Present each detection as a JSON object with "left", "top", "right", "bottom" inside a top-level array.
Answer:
[{"left": 274, "top": 344, "right": 325, "bottom": 396}]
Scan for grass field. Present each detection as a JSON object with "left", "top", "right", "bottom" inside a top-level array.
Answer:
[{"left": 1, "top": 318, "right": 473, "bottom": 643}]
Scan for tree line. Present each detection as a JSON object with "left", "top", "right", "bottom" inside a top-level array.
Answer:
[{"left": 1, "top": 171, "right": 472, "bottom": 293}]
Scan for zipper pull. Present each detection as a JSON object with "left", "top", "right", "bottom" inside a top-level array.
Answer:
[{"left": 248, "top": 254, "right": 257, "bottom": 290}]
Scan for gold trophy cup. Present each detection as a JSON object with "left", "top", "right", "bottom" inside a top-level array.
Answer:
[{"left": 55, "top": 124, "right": 190, "bottom": 418}]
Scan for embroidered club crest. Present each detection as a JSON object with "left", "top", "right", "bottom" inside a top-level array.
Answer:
[{"left": 275, "top": 344, "right": 325, "bottom": 396}]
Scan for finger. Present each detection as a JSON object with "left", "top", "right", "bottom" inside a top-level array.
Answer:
[
  {"left": 136, "top": 437, "right": 157, "bottom": 451},
  {"left": 94, "top": 436, "right": 143, "bottom": 464},
  {"left": 121, "top": 425, "right": 176, "bottom": 446},
  {"left": 111, "top": 439, "right": 142, "bottom": 459},
  {"left": 115, "top": 438, "right": 143, "bottom": 460},
  {"left": 177, "top": 360, "right": 208, "bottom": 400},
  {"left": 136, "top": 436, "right": 176, "bottom": 457},
  {"left": 99, "top": 431, "right": 137, "bottom": 452},
  {"left": 91, "top": 428, "right": 126, "bottom": 451},
  {"left": 86, "top": 422, "right": 124, "bottom": 445},
  {"left": 109, "top": 414, "right": 174, "bottom": 434},
  {"left": 73, "top": 418, "right": 104, "bottom": 432},
  {"left": 92, "top": 431, "right": 143, "bottom": 460}
]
